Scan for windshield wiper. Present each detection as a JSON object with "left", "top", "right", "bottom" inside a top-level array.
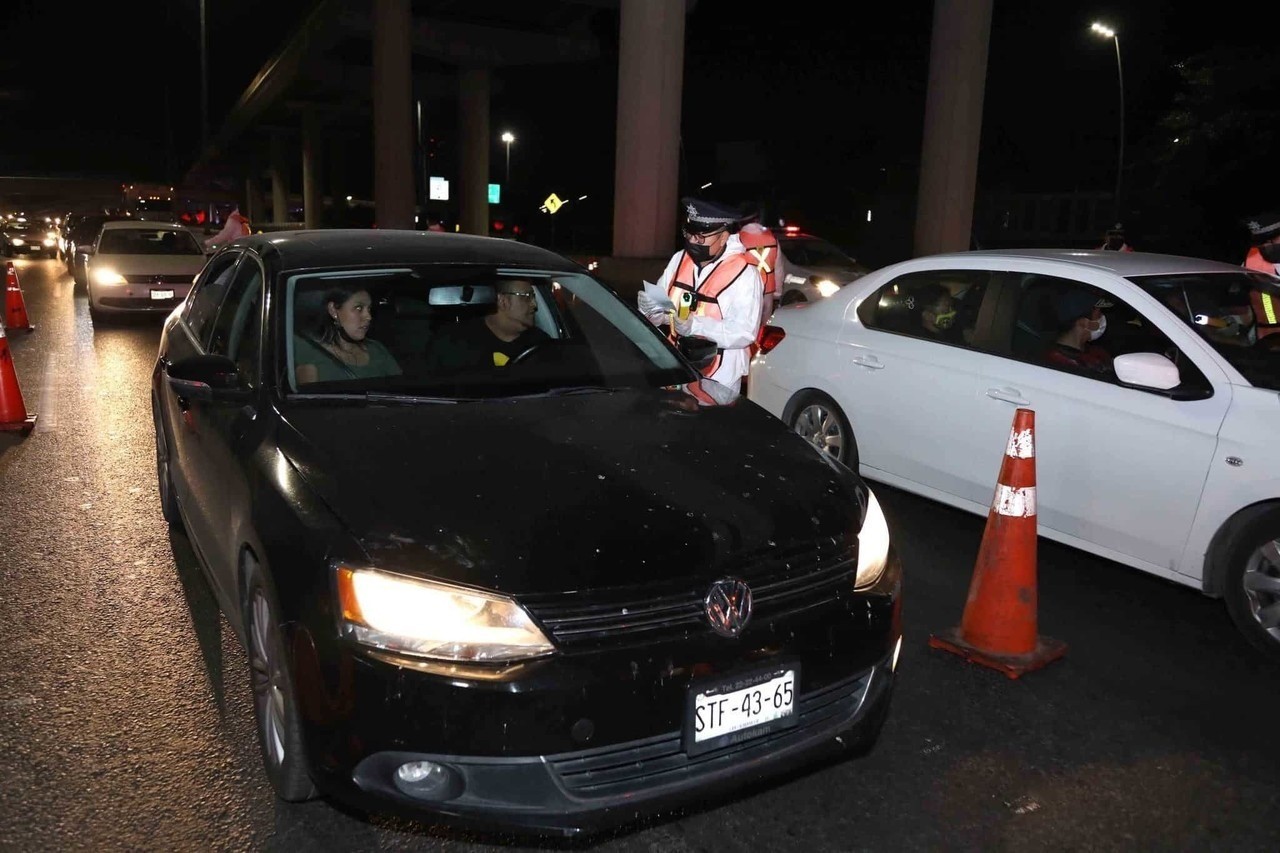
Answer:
[
  {"left": 501, "top": 385, "right": 618, "bottom": 399},
  {"left": 366, "top": 391, "right": 461, "bottom": 404}
]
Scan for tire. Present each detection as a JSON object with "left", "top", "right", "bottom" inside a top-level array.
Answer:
[
  {"left": 780, "top": 289, "right": 808, "bottom": 306},
  {"left": 786, "top": 390, "right": 857, "bottom": 469},
  {"left": 245, "top": 559, "right": 318, "bottom": 802},
  {"left": 152, "top": 398, "right": 181, "bottom": 527},
  {"left": 1221, "top": 508, "right": 1280, "bottom": 661}
]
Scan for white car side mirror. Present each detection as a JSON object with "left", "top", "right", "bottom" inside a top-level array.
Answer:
[{"left": 1114, "top": 352, "right": 1180, "bottom": 390}]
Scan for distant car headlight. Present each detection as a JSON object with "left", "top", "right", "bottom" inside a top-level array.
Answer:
[
  {"left": 91, "top": 268, "right": 127, "bottom": 286},
  {"left": 815, "top": 279, "right": 841, "bottom": 298},
  {"left": 10, "top": 238, "right": 24, "bottom": 246},
  {"left": 335, "top": 565, "right": 556, "bottom": 662},
  {"left": 855, "top": 488, "right": 890, "bottom": 588}
]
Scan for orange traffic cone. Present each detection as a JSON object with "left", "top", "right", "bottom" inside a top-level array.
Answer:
[
  {"left": 928, "top": 408, "right": 1065, "bottom": 678},
  {"left": 0, "top": 320, "right": 37, "bottom": 434},
  {"left": 5, "top": 261, "right": 34, "bottom": 332}
]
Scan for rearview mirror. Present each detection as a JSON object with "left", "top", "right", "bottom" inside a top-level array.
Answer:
[
  {"left": 166, "top": 354, "right": 249, "bottom": 402},
  {"left": 1114, "top": 352, "right": 1179, "bottom": 390},
  {"left": 676, "top": 335, "right": 719, "bottom": 370}
]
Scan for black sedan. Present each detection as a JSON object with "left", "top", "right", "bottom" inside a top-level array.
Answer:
[{"left": 151, "top": 229, "right": 902, "bottom": 836}]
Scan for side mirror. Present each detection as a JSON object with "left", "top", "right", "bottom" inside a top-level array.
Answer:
[
  {"left": 166, "top": 354, "right": 249, "bottom": 402},
  {"left": 1114, "top": 352, "right": 1179, "bottom": 390},
  {"left": 676, "top": 335, "right": 719, "bottom": 370}
]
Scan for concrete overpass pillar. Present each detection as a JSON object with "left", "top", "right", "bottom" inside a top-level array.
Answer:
[
  {"left": 270, "top": 132, "right": 289, "bottom": 223},
  {"left": 303, "top": 110, "right": 323, "bottom": 229},
  {"left": 612, "top": 0, "right": 685, "bottom": 259},
  {"left": 372, "top": 0, "right": 415, "bottom": 230},
  {"left": 245, "top": 175, "right": 265, "bottom": 226},
  {"left": 457, "top": 68, "right": 491, "bottom": 237},
  {"left": 913, "top": 0, "right": 993, "bottom": 256}
]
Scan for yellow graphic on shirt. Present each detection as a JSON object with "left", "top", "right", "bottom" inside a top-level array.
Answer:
[{"left": 493, "top": 351, "right": 510, "bottom": 366}]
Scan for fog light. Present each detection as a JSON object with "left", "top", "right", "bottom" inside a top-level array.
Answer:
[{"left": 392, "top": 760, "right": 463, "bottom": 801}]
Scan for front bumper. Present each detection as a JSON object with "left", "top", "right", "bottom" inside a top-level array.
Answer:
[
  {"left": 290, "top": 553, "right": 903, "bottom": 836},
  {"left": 88, "top": 281, "right": 192, "bottom": 313}
]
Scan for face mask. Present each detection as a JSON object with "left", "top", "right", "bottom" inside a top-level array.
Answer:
[
  {"left": 1088, "top": 314, "right": 1107, "bottom": 341},
  {"left": 932, "top": 310, "right": 956, "bottom": 329},
  {"left": 684, "top": 240, "right": 714, "bottom": 263},
  {"left": 1260, "top": 243, "right": 1280, "bottom": 264}
]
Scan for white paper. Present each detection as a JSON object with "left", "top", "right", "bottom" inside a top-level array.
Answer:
[{"left": 642, "top": 280, "right": 676, "bottom": 313}]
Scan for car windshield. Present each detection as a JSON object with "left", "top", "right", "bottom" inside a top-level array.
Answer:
[
  {"left": 1132, "top": 271, "right": 1280, "bottom": 391},
  {"left": 780, "top": 237, "right": 862, "bottom": 269},
  {"left": 98, "top": 228, "right": 203, "bottom": 255},
  {"left": 285, "top": 267, "right": 693, "bottom": 399}
]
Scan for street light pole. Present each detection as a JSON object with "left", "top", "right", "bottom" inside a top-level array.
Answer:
[
  {"left": 501, "top": 131, "right": 515, "bottom": 186},
  {"left": 1091, "top": 22, "right": 1124, "bottom": 221}
]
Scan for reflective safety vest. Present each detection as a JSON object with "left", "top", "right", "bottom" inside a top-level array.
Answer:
[
  {"left": 668, "top": 250, "right": 753, "bottom": 378},
  {"left": 1244, "top": 246, "right": 1279, "bottom": 275}
]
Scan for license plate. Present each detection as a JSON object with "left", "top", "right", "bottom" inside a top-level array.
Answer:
[
  {"left": 151, "top": 289, "right": 175, "bottom": 300},
  {"left": 684, "top": 664, "right": 799, "bottom": 756}
]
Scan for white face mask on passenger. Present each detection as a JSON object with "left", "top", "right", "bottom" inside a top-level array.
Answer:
[{"left": 1088, "top": 314, "right": 1107, "bottom": 341}]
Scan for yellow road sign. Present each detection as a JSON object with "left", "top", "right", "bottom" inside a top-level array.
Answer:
[{"left": 543, "top": 193, "right": 564, "bottom": 214}]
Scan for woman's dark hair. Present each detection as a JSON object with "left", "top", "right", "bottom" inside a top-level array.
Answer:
[{"left": 312, "top": 284, "right": 372, "bottom": 346}]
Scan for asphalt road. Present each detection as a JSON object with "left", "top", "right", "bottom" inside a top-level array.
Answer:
[{"left": 1, "top": 256, "right": 1278, "bottom": 852}]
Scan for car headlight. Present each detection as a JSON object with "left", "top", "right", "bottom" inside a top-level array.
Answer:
[
  {"left": 335, "top": 566, "right": 555, "bottom": 662},
  {"left": 10, "top": 237, "right": 24, "bottom": 246},
  {"left": 855, "top": 488, "right": 890, "bottom": 588},
  {"left": 91, "top": 268, "right": 127, "bottom": 286},
  {"left": 815, "top": 279, "right": 841, "bottom": 298}
]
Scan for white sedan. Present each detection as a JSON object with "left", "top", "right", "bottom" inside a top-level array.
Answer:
[
  {"left": 85, "top": 221, "right": 209, "bottom": 324},
  {"left": 749, "top": 248, "right": 1280, "bottom": 660}
]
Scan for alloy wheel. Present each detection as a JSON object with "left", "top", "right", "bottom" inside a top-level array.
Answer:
[
  {"left": 794, "top": 403, "right": 844, "bottom": 460},
  {"left": 1241, "top": 538, "right": 1280, "bottom": 641},
  {"left": 250, "top": 591, "right": 289, "bottom": 769}
]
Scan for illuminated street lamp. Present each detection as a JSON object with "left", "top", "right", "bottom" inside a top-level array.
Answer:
[
  {"left": 501, "top": 131, "right": 515, "bottom": 186},
  {"left": 1091, "top": 21, "right": 1125, "bottom": 219}
]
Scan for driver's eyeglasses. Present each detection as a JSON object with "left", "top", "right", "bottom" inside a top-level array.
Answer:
[
  {"left": 500, "top": 291, "right": 537, "bottom": 300},
  {"left": 682, "top": 228, "right": 725, "bottom": 243}
]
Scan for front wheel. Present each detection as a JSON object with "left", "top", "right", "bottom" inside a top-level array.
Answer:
[
  {"left": 245, "top": 560, "right": 317, "bottom": 802},
  {"left": 1221, "top": 508, "right": 1280, "bottom": 661},
  {"left": 152, "top": 398, "right": 181, "bottom": 526},
  {"left": 787, "top": 390, "right": 857, "bottom": 469}
]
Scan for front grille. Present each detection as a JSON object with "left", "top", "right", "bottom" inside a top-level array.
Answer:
[
  {"left": 546, "top": 668, "right": 872, "bottom": 797},
  {"left": 520, "top": 542, "right": 856, "bottom": 648},
  {"left": 123, "top": 274, "right": 193, "bottom": 285}
]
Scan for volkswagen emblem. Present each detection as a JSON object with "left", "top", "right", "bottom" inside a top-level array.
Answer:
[{"left": 704, "top": 577, "right": 752, "bottom": 638}]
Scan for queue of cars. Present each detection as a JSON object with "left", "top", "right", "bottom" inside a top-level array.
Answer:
[
  {"left": 750, "top": 248, "right": 1280, "bottom": 661},
  {"left": 33, "top": 211, "right": 1280, "bottom": 831},
  {"left": 150, "top": 230, "right": 902, "bottom": 835}
]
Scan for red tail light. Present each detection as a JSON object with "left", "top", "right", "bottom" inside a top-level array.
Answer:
[{"left": 758, "top": 326, "right": 786, "bottom": 354}]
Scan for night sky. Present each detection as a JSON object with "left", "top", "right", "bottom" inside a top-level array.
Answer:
[{"left": 0, "top": 0, "right": 1271, "bottom": 260}]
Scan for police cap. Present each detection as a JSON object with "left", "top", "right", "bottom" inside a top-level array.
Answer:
[
  {"left": 1243, "top": 211, "right": 1280, "bottom": 243},
  {"left": 681, "top": 197, "right": 740, "bottom": 235}
]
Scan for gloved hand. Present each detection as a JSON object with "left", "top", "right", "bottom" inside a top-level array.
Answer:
[
  {"left": 673, "top": 313, "right": 694, "bottom": 337},
  {"left": 634, "top": 289, "right": 665, "bottom": 322}
]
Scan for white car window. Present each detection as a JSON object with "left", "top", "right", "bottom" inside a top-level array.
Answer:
[{"left": 857, "top": 270, "right": 989, "bottom": 348}]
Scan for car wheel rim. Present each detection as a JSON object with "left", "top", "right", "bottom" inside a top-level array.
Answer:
[
  {"left": 1242, "top": 539, "right": 1280, "bottom": 639},
  {"left": 794, "top": 403, "right": 843, "bottom": 459},
  {"left": 250, "top": 591, "right": 288, "bottom": 768}
]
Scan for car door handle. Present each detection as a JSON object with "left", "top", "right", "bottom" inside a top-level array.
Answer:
[
  {"left": 852, "top": 355, "right": 885, "bottom": 370},
  {"left": 986, "top": 387, "right": 1030, "bottom": 405}
]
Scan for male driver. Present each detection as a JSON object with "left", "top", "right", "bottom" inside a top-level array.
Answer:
[
  {"left": 426, "top": 279, "right": 549, "bottom": 369},
  {"left": 1046, "top": 288, "right": 1114, "bottom": 374}
]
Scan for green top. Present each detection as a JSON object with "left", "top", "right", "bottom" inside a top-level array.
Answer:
[{"left": 294, "top": 335, "right": 401, "bottom": 384}]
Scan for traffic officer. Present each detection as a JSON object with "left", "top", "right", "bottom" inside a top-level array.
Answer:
[
  {"left": 1099, "top": 222, "right": 1134, "bottom": 251},
  {"left": 638, "top": 197, "right": 763, "bottom": 389},
  {"left": 1242, "top": 211, "right": 1280, "bottom": 275}
]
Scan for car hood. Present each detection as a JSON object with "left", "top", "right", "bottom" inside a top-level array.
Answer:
[
  {"left": 276, "top": 384, "right": 864, "bottom": 595},
  {"left": 89, "top": 254, "right": 205, "bottom": 275}
]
